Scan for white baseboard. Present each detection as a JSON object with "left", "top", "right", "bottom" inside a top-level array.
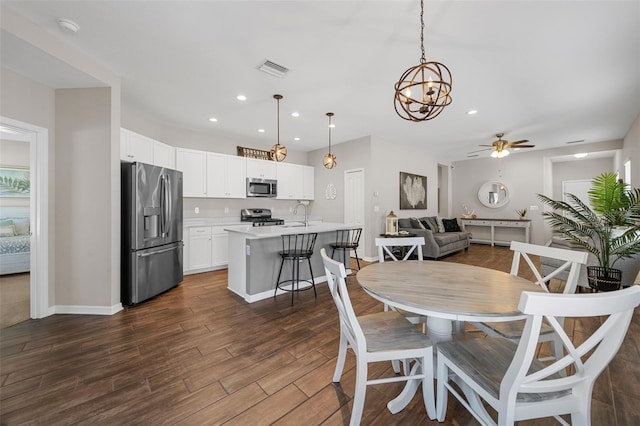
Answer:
[{"left": 53, "top": 303, "right": 123, "bottom": 315}]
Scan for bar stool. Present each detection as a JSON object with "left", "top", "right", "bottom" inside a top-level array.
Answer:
[
  {"left": 275, "top": 233, "right": 318, "bottom": 305},
  {"left": 330, "top": 228, "right": 362, "bottom": 274}
]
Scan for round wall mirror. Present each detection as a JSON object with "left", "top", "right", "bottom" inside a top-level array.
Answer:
[{"left": 478, "top": 181, "right": 510, "bottom": 208}]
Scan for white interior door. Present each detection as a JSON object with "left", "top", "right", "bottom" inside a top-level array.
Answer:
[
  {"left": 562, "top": 179, "right": 592, "bottom": 209},
  {"left": 344, "top": 169, "right": 365, "bottom": 258}
]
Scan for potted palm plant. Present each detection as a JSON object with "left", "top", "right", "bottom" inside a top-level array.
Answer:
[{"left": 538, "top": 173, "right": 640, "bottom": 291}]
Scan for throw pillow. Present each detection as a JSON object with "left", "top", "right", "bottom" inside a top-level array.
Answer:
[
  {"left": 424, "top": 216, "right": 439, "bottom": 232},
  {"left": 410, "top": 217, "right": 426, "bottom": 229},
  {"left": 436, "top": 217, "right": 445, "bottom": 233},
  {"left": 443, "top": 218, "right": 461, "bottom": 232},
  {"left": 419, "top": 219, "right": 434, "bottom": 232},
  {"left": 0, "top": 224, "right": 16, "bottom": 237}
]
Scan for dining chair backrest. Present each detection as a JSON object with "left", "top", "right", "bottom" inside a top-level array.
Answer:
[
  {"left": 502, "top": 286, "right": 640, "bottom": 416},
  {"left": 509, "top": 241, "right": 588, "bottom": 294},
  {"left": 320, "top": 248, "right": 365, "bottom": 354},
  {"left": 375, "top": 236, "right": 425, "bottom": 262}
]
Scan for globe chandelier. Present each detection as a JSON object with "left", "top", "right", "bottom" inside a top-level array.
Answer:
[
  {"left": 393, "top": 0, "right": 452, "bottom": 121},
  {"left": 323, "top": 112, "right": 337, "bottom": 169}
]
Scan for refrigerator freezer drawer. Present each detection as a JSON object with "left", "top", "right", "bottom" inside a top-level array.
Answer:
[{"left": 122, "top": 242, "right": 183, "bottom": 305}]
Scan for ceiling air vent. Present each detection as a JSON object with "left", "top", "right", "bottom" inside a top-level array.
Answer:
[
  {"left": 258, "top": 60, "right": 289, "bottom": 78},
  {"left": 565, "top": 139, "right": 585, "bottom": 144}
]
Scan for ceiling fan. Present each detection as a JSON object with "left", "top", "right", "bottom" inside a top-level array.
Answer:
[{"left": 468, "top": 133, "right": 535, "bottom": 158}]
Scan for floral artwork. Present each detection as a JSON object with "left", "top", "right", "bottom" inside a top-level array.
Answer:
[
  {"left": 0, "top": 167, "right": 30, "bottom": 197},
  {"left": 399, "top": 172, "right": 426, "bottom": 210}
]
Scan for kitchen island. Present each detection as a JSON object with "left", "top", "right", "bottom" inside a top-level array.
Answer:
[{"left": 224, "top": 222, "right": 357, "bottom": 302}]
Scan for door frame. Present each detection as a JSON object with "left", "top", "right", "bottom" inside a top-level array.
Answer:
[
  {"left": 343, "top": 168, "right": 365, "bottom": 259},
  {"left": 1, "top": 116, "right": 50, "bottom": 319}
]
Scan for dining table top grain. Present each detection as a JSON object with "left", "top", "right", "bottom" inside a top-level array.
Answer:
[{"left": 356, "top": 261, "right": 545, "bottom": 322}]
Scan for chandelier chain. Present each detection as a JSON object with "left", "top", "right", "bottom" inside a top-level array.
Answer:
[{"left": 420, "top": 0, "right": 426, "bottom": 64}]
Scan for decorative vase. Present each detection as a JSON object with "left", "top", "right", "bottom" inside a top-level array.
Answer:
[{"left": 587, "top": 266, "right": 622, "bottom": 292}]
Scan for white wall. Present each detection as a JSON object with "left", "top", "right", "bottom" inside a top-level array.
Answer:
[
  {"left": 622, "top": 112, "right": 640, "bottom": 187},
  {"left": 452, "top": 139, "right": 623, "bottom": 245},
  {"left": 1, "top": 6, "right": 122, "bottom": 312},
  {"left": 552, "top": 157, "right": 614, "bottom": 200}
]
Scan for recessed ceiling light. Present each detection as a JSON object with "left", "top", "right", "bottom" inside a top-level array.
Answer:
[
  {"left": 329, "top": 124, "right": 336, "bottom": 128},
  {"left": 236, "top": 95, "right": 247, "bottom": 101},
  {"left": 294, "top": 137, "right": 300, "bottom": 141},
  {"left": 208, "top": 117, "right": 218, "bottom": 122},
  {"left": 291, "top": 112, "right": 300, "bottom": 118},
  {"left": 258, "top": 128, "right": 265, "bottom": 133},
  {"left": 56, "top": 18, "right": 79, "bottom": 34},
  {"left": 466, "top": 110, "right": 478, "bottom": 115},
  {"left": 574, "top": 153, "right": 588, "bottom": 158}
]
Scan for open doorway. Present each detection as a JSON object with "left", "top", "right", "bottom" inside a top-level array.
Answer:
[{"left": 0, "top": 117, "right": 49, "bottom": 325}]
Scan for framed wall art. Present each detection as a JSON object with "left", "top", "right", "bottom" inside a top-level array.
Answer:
[
  {"left": 399, "top": 171, "right": 426, "bottom": 210},
  {"left": 0, "top": 167, "right": 30, "bottom": 198}
]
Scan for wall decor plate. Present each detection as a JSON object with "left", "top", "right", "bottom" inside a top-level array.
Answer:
[{"left": 325, "top": 183, "right": 337, "bottom": 200}]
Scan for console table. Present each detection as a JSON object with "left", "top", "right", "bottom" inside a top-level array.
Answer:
[{"left": 461, "top": 218, "right": 530, "bottom": 246}]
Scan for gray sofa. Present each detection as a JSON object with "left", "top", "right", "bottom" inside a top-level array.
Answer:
[
  {"left": 540, "top": 234, "right": 640, "bottom": 289},
  {"left": 398, "top": 217, "right": 471, "bottom": 259}
]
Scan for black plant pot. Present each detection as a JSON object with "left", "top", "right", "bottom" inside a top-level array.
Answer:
[{"left": 587, "top": 266, "right": 622, "bottom": 292}]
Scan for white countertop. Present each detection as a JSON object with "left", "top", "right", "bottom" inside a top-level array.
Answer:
[
  {"left": 184, "top": 218, "right": 243, "bottom": 227},
  {"left": 224, "top": 221, "right": 356, "bottom": 239}
]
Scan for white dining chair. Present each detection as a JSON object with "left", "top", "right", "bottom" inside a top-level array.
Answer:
[
  {"left": 375, "top": 236, "right": 425, "bottom": 262},
  {"left": 472, "top": 241, "right": 588, "bottom": 362},
  {"left": 320, "top": 248, "right": 436, "bottom": 425},
  {"left": 436, "top": 285, "right": 640, "bottom": 426}
]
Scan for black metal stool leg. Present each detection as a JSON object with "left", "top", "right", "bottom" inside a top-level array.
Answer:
[
  {"left": 354, "top": 249, "right": 361, "bottom": 271},
  {"left": 307, "top": 257, "right": 316, "bottom": 297},
  {"left": 275, "top": 256, "right": 285, "bottom": 298},
  {"left": 291, "top": 257, "right": 296, "bottom": 305}
]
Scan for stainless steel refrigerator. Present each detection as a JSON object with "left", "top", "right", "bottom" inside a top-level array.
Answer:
[{"left": 121, "top": 162, "right": 183, "bottom": 305}]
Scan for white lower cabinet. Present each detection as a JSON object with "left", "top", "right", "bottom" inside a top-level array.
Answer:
[{"left": 185, "top": 226, "right": 229, "bottom": 273}]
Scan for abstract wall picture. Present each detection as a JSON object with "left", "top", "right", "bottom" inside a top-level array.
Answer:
[
  {"left": 0, "top": 167, "right": 30, "bottom": 197},
  {"left": 399, "top": 172, "right": 426, "bottom": 210}
]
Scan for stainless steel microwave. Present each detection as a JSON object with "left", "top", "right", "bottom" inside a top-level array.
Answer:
[{"left": 246, "top": 178, "right": 277, "bottom": 197}]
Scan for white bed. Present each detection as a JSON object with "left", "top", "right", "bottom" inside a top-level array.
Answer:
[{"left": 0, "top": 209, "right": 30, "bottom": 275}]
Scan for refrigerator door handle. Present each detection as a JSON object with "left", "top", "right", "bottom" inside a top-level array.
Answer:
[
  {"left": 164, "top": 174, "right": 172, "bottom": 236},
  {"left": 137, "top": 245, "right": 179, "bottom": 257}
]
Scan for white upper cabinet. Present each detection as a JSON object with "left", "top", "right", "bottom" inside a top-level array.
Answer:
[
  {"left": 302, "top": 165, "right": 315, "bottom": 200},
  {"left": 153, "top": 140, "right": 175, "bottom": 169},
  {"left": 206, "top": 153, "right": 246, "bottom": 198},
  {"left": 277, "top": 162, "right": 315, "bottom": 200},
  {"left": 176, "top": 148, "right": 207, "bottom": 197},
  {"left": 121, "top": 128, "right": 153, "bottom": 164},
  {"left": 245, "top": 158, "right": 277, "bottom": 180}
]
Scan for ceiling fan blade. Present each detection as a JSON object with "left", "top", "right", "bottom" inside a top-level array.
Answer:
[
  {"left": 467, "top": 147, "right": 493, "bottom": 154},
  {"left": 509, "top": 144, "right": 535, "bottom": 148},
  {"left": 478, "top": 144, "right": 493, "bottom": 147},
  {"left": 508, "top": 139, "right": 530, "bottom": 145}
]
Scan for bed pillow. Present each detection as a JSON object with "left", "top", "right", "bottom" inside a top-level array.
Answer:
[
  {"left": 0, "top": 224, "right": 16, "bottom": 237},
  {"left": 11, "top": 218, "right": 30, "bottom": 235},
  {"left": 443, "top": 218, "right": 461, "bottom": 232}
]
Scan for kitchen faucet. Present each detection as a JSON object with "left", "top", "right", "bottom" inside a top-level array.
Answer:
[{"left": 293, "top": 202, "right": 309, "bottom": 227}]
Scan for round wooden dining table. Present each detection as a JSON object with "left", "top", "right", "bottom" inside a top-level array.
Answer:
[
  {"left": 357, "top": 260, "right": 544, "bottom": 340},
  {"left": 356, "top": 260, "right": 544, "bottom": 413}
]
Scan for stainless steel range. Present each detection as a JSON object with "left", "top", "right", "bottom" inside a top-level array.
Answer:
[{"left": 241, "top": 208, "right": 285, "bottom": 227}]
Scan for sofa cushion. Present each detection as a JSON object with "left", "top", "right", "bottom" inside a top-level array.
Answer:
[
  {"left": 443, "top": 218, "right": 461, "bottom": 232},
  {"left": 398, "top": 218, "right": 412, "bottom": 228},
  {"left": 410, "top": 217, "right": 426, "bottom": 229},
  {"left": 434, "top": 232, "right": 468, "bottom": 246}
]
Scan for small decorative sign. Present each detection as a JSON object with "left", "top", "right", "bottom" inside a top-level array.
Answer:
[{"left": 237, "top": 146, "right": 273, "bottom": 161}]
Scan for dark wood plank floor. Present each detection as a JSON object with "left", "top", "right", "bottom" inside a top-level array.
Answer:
[{"left": 1, "top": 245, "right": 638, "bottom": 425}]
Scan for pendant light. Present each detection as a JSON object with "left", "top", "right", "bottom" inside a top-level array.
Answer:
[
  {"left": 323, "top": 112, "right": 337, "bottom": 169},
  {"left": 393, "top": 0, "right": 452, "bottom": 121},
  {"left": 270, "top": 94, "right": 287, "bottom": 162}
]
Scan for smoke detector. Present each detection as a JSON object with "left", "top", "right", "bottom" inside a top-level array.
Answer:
[{"left": 56, "top": 18, "right": 80, "bottom": 34}]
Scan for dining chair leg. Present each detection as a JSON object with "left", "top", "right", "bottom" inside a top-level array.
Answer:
[
  {"left": 391, "top": 359, "right": 401, "bottom": 374},
  {"left": 333, "top": 332, "right": 348, "bottom": 382},
  {"left": 421, "top": 352, "right": 437, "bottom": 420},
  {"left": 436, "top": 355, "right": 448, "bottom": 422},
  {"left": 350, "top": 359, "right": 368, "bottom": 426}
]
